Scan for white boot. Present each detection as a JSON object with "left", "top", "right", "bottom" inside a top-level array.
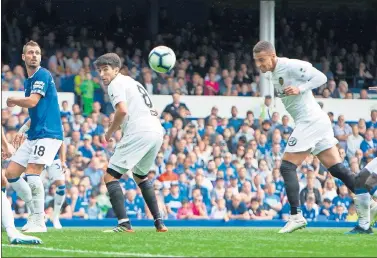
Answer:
[{"left": 278, "top": 213, "right": 307, "bottom": 233}]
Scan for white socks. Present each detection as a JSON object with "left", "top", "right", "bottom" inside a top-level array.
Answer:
[
  {"left": 8, "top": 177, "right": 34, "bottom": 214},
  {"left": 1, "top": 191, "right": 18, "bottom": 237},
  {"left": 354, "top": 193, "right": 370, "bottom": 230},
  {"left": 26, "top": 175, "right": 45, "bottom": 215}
]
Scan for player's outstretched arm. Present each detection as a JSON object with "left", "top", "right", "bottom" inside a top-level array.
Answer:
[{"left": 7, "top": 94, "right": 42, "bottom": 108}]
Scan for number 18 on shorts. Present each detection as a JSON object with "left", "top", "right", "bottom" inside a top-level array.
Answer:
[{"left": 11, "top": 138, "right": 63, "bottom": 167}]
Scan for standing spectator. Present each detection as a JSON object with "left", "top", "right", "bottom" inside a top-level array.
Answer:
[
  {"left": 346, "top": 124, "right": 364, "bottom": 159},
  {"left": 259, "top": 95, "right": 274, "bottom": 121},
  {"left": 360, "top": 129, "right": 377, "bottom": 158},
  {"left": 228, "top": 106, "right": 243, "bottom": 132},
  {"left": 333, "top": 115, "right": 352, "bottom": 151},
  {"left": 80, "top": 73, "right": 100, "bottom": 116}
]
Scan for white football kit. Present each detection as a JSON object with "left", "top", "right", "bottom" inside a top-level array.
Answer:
[
  {"left": 107, "top": 74, "right": 164, "bottom": 176},
  {"left": 267, "top": 57, "right": 337, "bottom": 155}
]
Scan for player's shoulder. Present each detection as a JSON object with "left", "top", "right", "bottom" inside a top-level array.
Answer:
[
  {"left": 284, "top": 58, "right": 312, "bottom": 70},
  {"left": 35, "top": 67, "right": 53, "bottom": 79}
]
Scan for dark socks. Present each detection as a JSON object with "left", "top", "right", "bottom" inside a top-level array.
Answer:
[
  {"left": 106, "top": 181, "right": 129, "bottom": 223},
  {"left": 328, "top": 163, "right": 355, "bottom": 193},
  {"left": 280, "top": 160, "right": 300, "bottom": 215},
  {"left": 138, "top": 180, "right": 161, "bottom": 221}
]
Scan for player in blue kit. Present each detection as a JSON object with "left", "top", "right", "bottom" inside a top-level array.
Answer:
[{"left": 5, "top": 41, "right": 63, "bottom": 233}]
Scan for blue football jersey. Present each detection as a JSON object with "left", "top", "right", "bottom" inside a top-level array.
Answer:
[{"left": 24, "top": 67, "right": 63, "bottom": 141}]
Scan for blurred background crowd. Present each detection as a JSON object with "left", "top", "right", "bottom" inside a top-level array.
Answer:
[{"left": 2, "top": 0, "right": 377, "bottom": 222}]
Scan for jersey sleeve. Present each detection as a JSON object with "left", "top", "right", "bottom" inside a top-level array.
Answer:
[
  {"left": 109, "top": 82, "right": 127, "bottom": 108},
  {"left": 31, "top": 70, "right": 51, "bottom": 97},
  {"left": 288, "top": 59, "right": 327, "bottom": 93}
]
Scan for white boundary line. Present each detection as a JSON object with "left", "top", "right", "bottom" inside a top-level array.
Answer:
[{"left": 2, "top": 244, "right": 184, "bottom": 257}]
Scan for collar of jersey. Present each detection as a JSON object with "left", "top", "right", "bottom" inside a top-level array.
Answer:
[{"left": 28, "top": 66, "right": 41, "bottom": 79}]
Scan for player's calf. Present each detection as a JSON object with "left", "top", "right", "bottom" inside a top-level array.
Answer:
[
  {"left": 104, "top": 168, "right": 133, "bottom": 232},
  {"left": 133, "top": 170, "right": 167, "bottom": 232},
  {"left": 280, "top": 160, "right": 301, "bottom": 215}
]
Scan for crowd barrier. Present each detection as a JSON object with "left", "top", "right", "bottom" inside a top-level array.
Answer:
[{"left": 14, "top": 218, "right": 376, "bottom": 228}]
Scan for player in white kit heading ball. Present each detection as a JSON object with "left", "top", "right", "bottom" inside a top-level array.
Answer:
[
  {"left": 94, "top": 53, "right": 167, "bottom": 233},
  {"left": 253, "top": 41, "right": 376, "bottom": 233}
]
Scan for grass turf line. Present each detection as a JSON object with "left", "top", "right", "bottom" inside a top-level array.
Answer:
[{"left": 2, "top": 228, "right": 377, "bottom": 257}]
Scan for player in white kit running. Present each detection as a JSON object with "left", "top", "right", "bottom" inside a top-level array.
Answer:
[
  {"left": 94, "top": 53, "right": 167, "bottom": 233},
  {"left": 2, "top": 127, "right": 42, "bottom": 244},
  {"left": 253, "top": 41, "right": 376, "bottom": 233}
]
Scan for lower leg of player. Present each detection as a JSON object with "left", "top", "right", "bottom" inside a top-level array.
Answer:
[
  {"left": 353, "top": 168, "right": 372, "bottom": 230},
  {"left": 6, "top": 177, "right": 34, "bottom": 214},
  {"left": 327, "top": 163, "right": 356, "bottom": 192},
  {"left": 1, "top": 184, "right": 42, "bottom": 244},
  {"left": 133, "top": 172, "right": 167, "bottom": 232},
  {"left": 53, "top": 181, "right": 65, "bottom": 229},
  {"left": 278, "top": 160, "right": 307, "bottom": 233},
  {"left": 104, "top": 169, "right": 133, "bottom": 233},
  {"left": 365, "top": 173, "right": 377, "bottom": 227}
]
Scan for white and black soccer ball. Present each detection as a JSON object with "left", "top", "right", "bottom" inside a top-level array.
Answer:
[{"left": 148, "top": 46, "right": 176, "bottom": 73}]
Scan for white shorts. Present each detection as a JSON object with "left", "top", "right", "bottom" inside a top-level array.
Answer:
[
  {"left": 285, "top": 119, "right": 338, "bottom": 156},
  {"left": 109, "top": 132, "right": 163, "bottom": 177},
  {"left": 365, "top": 158, "right": 377, "bottom": 175},
  {"left": 45, "top": 159, "right": 65, "bottom": 182},
  {"left": 11, "top": 138, "right": 62, "bottom": 168}
]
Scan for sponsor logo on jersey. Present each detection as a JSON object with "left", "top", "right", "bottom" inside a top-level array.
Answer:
[
  {"left": 288, "top": 137, "right": 297, "bottom": 146},
  {"left": 33, "top": 81, "right": 45, "bottom": 89}
]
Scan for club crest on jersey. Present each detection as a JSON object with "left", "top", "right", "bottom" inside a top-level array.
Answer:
[
  {"left": 278, "top": 77, "right": 284, "bottom": 86},
  {"left": 288, "top": 137, "right": 297, "bottom": 146}
]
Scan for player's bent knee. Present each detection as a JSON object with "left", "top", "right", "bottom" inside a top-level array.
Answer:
[
  {"left": 365, "top": 174, "right": 377, "bottom": 193},
  {"left": 25, "top": 163, "right": 45, "bottom": 175},
  {"left": 105, "top": 168, "right": 122, "bottom": 182},
  {"left": 355, "top": 168, "right": 371, "bottom": 189}
]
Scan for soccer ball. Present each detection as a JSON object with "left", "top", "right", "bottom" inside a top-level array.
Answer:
[{"left": 148, "top": 46, "right": 176, "bottom": 73}]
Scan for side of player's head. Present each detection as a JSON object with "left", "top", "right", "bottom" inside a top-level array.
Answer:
[
  {"left": 94, "top": 53, "right": 122, "bottom": 85},
  {"left": 253, "top": 41, "right": 277, "bottom": 73},
  {"left": 22, "top": 40, "right": 42, "bottom": 68}
]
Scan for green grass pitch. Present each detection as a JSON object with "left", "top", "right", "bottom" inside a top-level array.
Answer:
[{"left": 2, "top": 228, "right": 377, "bottom": 257}]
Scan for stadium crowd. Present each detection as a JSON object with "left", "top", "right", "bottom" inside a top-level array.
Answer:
[{"left": 2, "top": 1, "right": 377, "bottom": 222}]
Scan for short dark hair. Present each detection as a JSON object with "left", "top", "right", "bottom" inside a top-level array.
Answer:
[
  {"left": 94, "top": 53, "right": 121, "bottom": 69},
  {"left": 253, "top": 41, "right": 275, "bottom": 54},
  {"left": 23, "top": 40, "right": 41, "bottom": 54}
]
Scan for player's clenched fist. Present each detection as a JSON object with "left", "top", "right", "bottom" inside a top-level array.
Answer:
[{"left": 284, "top": 86, "right": 300, "bottom": 96}]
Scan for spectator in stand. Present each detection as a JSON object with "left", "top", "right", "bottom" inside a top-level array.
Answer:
[
  {"left": 300, "top": 174, "right": 322, "bottom": 205},
  {"left": 329, "top": 204, "right": 347, "bottom": 221},
  {"left": 204, "top": 72, "right": 219, "bottom": 96},
  {"left": 301, "top": 195, "right": 319, "bottom": 222},
  {"left": 333, "top": 115, "right": 352, "bottom": 151},
  {"left": 210, "top": 198, "right": 228, "bottom": 220},
  {"left": 249, "top": 198, "right": 272, "bottom": 220},
  {"left": 226, "top": 193, "right": 249, "bottom": 220},
  {"left": 259, "top": 95, "right": 274, "bottom": 121},
  {"left": 332, "top": 185, "right": 352, "bottom": 210},
  {"left": 366, "top": 109, "right": 377, "bottom": 129},
  {"left": 66, "top": 50, "right": 83, "bottom": 75},
  {"left": 360, "top": 129, "right": 377, "bottom": 158},
  {"left": 177, "top": 199, "right": 192, "bottom": 219},
  {"left": 158, "top": 162, "right": 179, "bottom": 183},
  {"left": 346, "top": 124, "right": 364, "bottom": 159},
  {"left": 333, "top": 80, "right": 348, "bottom": 99},
  {"left": 162, "top": 91, "right": 190, "bottom": 119}
]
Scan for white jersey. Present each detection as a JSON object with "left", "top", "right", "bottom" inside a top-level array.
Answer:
[
  {"left": 267, "top": 58, "right": 328, "bottom": 124},
  {"left": 107, "top": 74, "right": 163, "bottom": 136}
]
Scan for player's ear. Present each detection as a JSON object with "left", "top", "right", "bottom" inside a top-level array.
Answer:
[
  {"left": 114, "top": 67, "right": 120, "bottom": 74},
  {"left": 22, "top": 54, "right": 26, "bottom": 62}
]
